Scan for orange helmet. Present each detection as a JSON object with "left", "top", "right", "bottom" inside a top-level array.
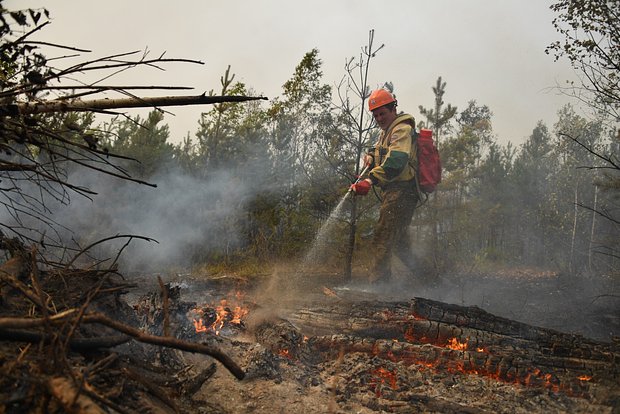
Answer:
[{"left": 368, "top": 89, "right": 396, "bottom": 111}]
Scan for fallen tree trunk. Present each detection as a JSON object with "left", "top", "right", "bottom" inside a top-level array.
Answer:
[
  {"left": 284, "top": 297, "right": 620, "bottom": 398},
  {"left": 6, "top": 94, "right": 268, "bottom": 115}
]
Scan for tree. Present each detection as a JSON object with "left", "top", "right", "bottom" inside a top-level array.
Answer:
[
  {"left": 552, "top": 105, "right": 611, "bottom": 272},
  {"left": 418, "top": 76, "right": 458, "bottom": 145},
  {"left": 263, "top": 49, "right": 335, "bottom": 258},
  {"left": 0, "top": 2, "right": 264, "bottom": 255},
  {"left": 330, "top": 30, "right": 384, "bottom": 279},
  {"left": 547, "top": 0, "right": 620, "bottom": 275},
  {"left": 546, "top": 0, "right": 620, "bottom": 120},
  {"left": 473, "top": 141, "right": 515, "bottom": 262},
  {"left": 510, "top": 121, "right": 557, "bottom": 265},
  {"left": 414, "top": 77, "right": 458, "bottom": 273},
  {"left": 109, "top": 110, "right": 175, "bottom": 179},
  {"left": 195, "top": 66, "right": 260, "bottom": 172}
]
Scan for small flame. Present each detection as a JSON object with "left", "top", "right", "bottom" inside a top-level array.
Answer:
[
  {"left": 190, "top": 295, "right": 249, "bottom": 335},
  {"left": 447, "top": 337, "right": 468, "bottom": 351},
  {"left": 578, "top": 375, "right": 592, "bottom": 381},
  {"left": 193, "top": 318, "right": 207, "bottom": 333}
]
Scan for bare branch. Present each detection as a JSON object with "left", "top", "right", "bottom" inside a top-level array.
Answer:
[{"left": 10, "top": 94, "right": 268, "bottom": 115}]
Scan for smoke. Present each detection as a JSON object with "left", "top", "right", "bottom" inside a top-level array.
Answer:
[{"left": 0, "top": 163, "right": 255, "bottom": 272}]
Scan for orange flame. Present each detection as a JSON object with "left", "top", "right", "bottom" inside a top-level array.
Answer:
[
  {"left": 193, "top": 318, "right": 207, "bottom": 333},
  {"left": 190, "top": 296, "right": 249, "bottom": 335},
  {"left": 578, "top": 375, "right": 592, "bottom": 381},
  {"left": 447, "top": 337, "right": 468, "bottom": 351}
]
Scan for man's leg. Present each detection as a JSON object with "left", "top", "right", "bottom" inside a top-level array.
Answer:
[
  {"left": 369, "top": 186, "right": 417, "bottom": 282},
  {"left": 391, "top": 187, "right": 419, "bottom": 276}
]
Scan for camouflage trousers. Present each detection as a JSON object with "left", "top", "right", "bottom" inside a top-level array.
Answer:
[{"left": 369, "top": 181, "right": 419, "bottom": 282}]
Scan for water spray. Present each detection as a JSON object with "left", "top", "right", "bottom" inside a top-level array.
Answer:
[{"left": 300, "top": 164, "right": 372, "bottom": 271}]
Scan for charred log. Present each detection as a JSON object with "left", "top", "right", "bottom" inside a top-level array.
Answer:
[{"left": 285, "top": 297, "right": 620, "bottom": 398}]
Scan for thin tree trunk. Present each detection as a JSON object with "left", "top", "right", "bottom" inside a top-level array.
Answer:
[
  {"left": 588, "top": 184, "right": 598, "bottom": 271},
  {"left": 570, "top": 180, "right": 579, "bottom": 273},
  {"left": 344, "top": 196, "right": 357, "bottom": 280}
]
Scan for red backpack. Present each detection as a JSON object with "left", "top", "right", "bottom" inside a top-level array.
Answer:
[{"left": 413, "top": 128, "right": 441, "bottom": 193}]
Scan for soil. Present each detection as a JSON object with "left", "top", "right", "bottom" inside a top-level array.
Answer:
[{"left": 124, "top": 266, "right": 620, "bottom": 414}]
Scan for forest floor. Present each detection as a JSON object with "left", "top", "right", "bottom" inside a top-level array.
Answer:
[{"left": 126, "top": 265, "right": 620, "bottom": 413}]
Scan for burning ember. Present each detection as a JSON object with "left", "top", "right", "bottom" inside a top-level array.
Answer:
[
  {"left": 189, "top": 294, "right": 250, "bottom": 336},
  {"left": 369, "top": 367, "right": 398, "bottom": 397}
]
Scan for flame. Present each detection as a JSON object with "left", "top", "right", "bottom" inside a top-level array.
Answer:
[
  {"left": 190, "top": 295, "right": 250, "bottom": 335},
  {"left": 578, "top": 375, "right": 592, "bottom": 381},
  {"left": 230, "top": 305, "right": 249, "bottom": 324},
  {"left": 193, "top": 318, "right": 207, "bottom": 333},
  {"left": 447, "top": 337, "right": 468, "bottom": 351}
]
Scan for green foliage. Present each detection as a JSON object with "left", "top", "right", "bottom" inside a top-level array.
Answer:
[
  {"left": 108, "top": 111, "right": 174, "bottom": 179},
  {"left": 0, "top": 3, "right": 51, "bottom": 91},
  {"left": 547, "top": 0, "right": 620, "bottom": 119},
  {"left": 418, "top": 76, "right": 458, "bottom": 141},
  {"left": 5, "top": 0, "right": 615, "bottom": 278},
  {"left": 195, "top": 66, "right": 268, "bottom": 173}
]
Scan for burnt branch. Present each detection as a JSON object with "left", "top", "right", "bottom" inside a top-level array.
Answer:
[
  {"left": 80, "top": 312, "right": 246, "bottom": 380},
  {"left": 63, "top": 234, "right": 158, "bottom": 270},
  {"left": 0, "top": 328, "right": 130, "bottom": 350},
  {"left": 0, "top": 309, "right": 245, "bottom": 380}
]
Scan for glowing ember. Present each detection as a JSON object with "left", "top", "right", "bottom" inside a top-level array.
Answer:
[
  {"left": 578, "top": 375, "right": 592, "bottom": 381},
  {"left": 369, "top": 367, "right": 398, "bottom": 397}
]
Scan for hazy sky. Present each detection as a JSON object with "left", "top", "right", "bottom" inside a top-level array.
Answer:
[{"left": 12, "top": 0, "right": 579, "bottom": 147}]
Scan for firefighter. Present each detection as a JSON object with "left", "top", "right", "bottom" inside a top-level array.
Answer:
[{"left": 350, "top": 88, "right": 420, "bottom": 284}]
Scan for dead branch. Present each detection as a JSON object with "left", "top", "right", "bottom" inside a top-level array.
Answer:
[
  {"left": 0, "top": 311, "right": 245, "bottom": 379},
  {"left": 121, "top": 367, "right": 179, "bottom": 413},
  {"left": 48, "top": 376, "right": 106, "bottom": 414},
  {"left": 181, "top": 362, "right": 217, "bottom": 396},
  {"left": 559, "top": 132, "right": 620, "bottom": 170},
  {"left": 63, "top": 234, "right": 158, "bottom": 270},
  {"left": 0, "top": 269, "right": 47, "bottom": 310},
  {"left": 7, "top": 94, "right": 268, "bottom": 116},
  {"left": 80, "top": 312, "right": 245, "bottom": 380},
  {"left": 0, "top": 328, "right": 130, "bottom": 350},
  {"left": 0, "top": 309, "right": 78, "bottom": 329}
]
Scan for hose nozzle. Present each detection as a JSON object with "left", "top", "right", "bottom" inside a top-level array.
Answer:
[{"left": 348, "top": 165, "right": 370, "bottom": 193}]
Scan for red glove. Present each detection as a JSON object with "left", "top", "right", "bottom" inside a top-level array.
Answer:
[{"left": 350, "top": 179, "right": 371, "bottom": 195}]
